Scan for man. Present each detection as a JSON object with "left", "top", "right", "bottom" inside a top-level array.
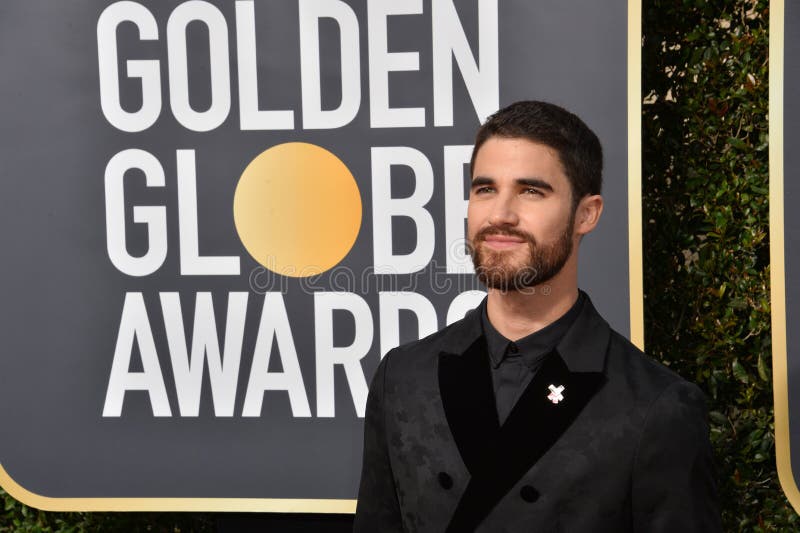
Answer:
[{"left": 354, "top": 101, "right": 720, "bottom": 532}]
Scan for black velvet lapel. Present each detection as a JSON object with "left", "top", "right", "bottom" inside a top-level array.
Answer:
[
  {"left": 436, "top": 294, "right": 611, "bottom": 531},
  {"left": 445, "top": 352, "right": 606, "bottom": 532},
  {"left": 438, "top": 337, "right": 500, "bottom": 475}
]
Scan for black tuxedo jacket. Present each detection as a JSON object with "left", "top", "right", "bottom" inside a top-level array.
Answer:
[{"left": 354, "top": 295, "right": 721, "bottom": 532}]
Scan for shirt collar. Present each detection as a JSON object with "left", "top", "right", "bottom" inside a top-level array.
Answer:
[{"left": 481, "top": 292, "right": 586, "bottom": 369}]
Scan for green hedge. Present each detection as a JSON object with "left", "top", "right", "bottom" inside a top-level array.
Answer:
[
  {"left": 643, "top": 0, "right": 794, "bottom": 530},
  {"left": 0, "top": 498, "right": 213, "bottom": 533},
  {"left": 2, "top": 0, "right": 794, "bottom": 531}
]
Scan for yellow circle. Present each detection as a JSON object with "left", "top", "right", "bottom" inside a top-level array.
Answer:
[{"left": 233, "top": 142, "right": 362, "bottom": 277}]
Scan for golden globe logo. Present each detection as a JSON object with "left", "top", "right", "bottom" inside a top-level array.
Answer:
[
  {"left": 98, "top": 0, "right": 499, "bottom": 419},
  {"left": 234, "top": 143, "right": 362, "bottom": 277}
]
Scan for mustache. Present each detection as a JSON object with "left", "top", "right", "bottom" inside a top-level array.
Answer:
[{"left": 473, "top": 226, "right": 535, "bottom": 244}]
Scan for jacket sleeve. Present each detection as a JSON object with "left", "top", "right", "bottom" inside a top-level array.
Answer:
[
  {"left": 631, "top": 380, "right": 722, "bottom": 532},
  {"left": 353, "top": 352, "right": 404, "bottom": 533}
]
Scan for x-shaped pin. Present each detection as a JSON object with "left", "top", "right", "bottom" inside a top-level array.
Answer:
[{"left": 547, "top": 384, "right": 565, "bottom": 404}]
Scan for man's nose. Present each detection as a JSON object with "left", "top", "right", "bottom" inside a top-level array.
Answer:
[{"left": 488, "top": 197, "right": 519, "bottom": 226}]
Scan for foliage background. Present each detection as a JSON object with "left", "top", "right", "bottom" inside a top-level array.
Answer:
[
  {"left": 1, "top": 0, "right": 793, "bottom": 530},
  {"left": 642, "top": 0, "right": 795, "bottom": 530}
]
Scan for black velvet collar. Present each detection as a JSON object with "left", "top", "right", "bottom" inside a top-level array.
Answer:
[{"left": 437, "top": 291, "right": 611, "bottom": 531}]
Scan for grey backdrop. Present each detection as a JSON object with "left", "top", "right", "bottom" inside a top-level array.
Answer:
[{"left": 0, "top": 0, "right": 629, "bottom": 501}]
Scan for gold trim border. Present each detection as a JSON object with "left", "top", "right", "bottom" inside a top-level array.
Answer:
[
  {"left": 0, "top": 0, "right": 644, "bottom": 513},
  {"left": 628, "top": 0, "right": 644, "bottom": 350},
  {"left": 0, "top": 464, "right": 356, "bottom": 513},
  {"left": 770, "top": 0, "right": 800, "bottom": 514}
]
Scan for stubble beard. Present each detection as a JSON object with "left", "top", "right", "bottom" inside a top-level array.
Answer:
[{"left": 469, "top": 212, "right": 575, "bottom": 293}]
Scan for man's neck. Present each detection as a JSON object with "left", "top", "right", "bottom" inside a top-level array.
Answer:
[{"left": 485, "top": 282, "right": 579, "bottom": 341}]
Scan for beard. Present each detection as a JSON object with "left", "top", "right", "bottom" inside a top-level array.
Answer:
[{"left": 469, "top": 213, "right": 575, "bottom": 292}]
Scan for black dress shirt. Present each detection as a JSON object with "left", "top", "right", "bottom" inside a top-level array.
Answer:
[{"left": 481, "top": 292, "right": 586, "bottom": 424}]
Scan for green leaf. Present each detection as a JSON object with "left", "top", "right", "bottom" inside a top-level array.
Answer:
[
  {"left": 727, "top": 136, "right": 748, "bottom": 150},
  {"left": 709, "top": 410, "right": 728, "bottom": 425},
  {"left": 732, "top": 358, "right": 749, "bottom": 383},
  {"left": 757, "top": 353, "right": 770, "bottom": 381}
]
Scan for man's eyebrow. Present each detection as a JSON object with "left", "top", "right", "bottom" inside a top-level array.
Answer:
[
  {"left": 470, "top": 176, "right": 555, "bottom": 191},
  {"left": 470, "top": 176, "right": 494, "bottom": 187}
]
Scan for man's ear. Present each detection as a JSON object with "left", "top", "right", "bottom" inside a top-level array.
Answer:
[{"left": 574, "top": 194, "right": 603, "bottom": 236}]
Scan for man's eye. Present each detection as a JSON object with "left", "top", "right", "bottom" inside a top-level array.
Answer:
[
  {"left": 474, "top": 186, "right": 494, "bottom": 194},
  {"left": 522, "top": 187, "right": 541, "bottom": 195}
]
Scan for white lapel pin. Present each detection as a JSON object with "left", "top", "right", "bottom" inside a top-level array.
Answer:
[{"left": 547, "top": 384, "right": 565, "bottom": 404}]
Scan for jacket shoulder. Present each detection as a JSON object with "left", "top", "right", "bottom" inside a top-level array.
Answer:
[
  {"left": 605, "top": 329, "right": 705, "bottom": 404},
  {"left": 381, "top": 309, "right": 480, "bottom": 371}
]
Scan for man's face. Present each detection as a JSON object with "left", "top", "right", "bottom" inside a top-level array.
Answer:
[{"left": 467, "top": 136, "right": 576, "bottom": 291}]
